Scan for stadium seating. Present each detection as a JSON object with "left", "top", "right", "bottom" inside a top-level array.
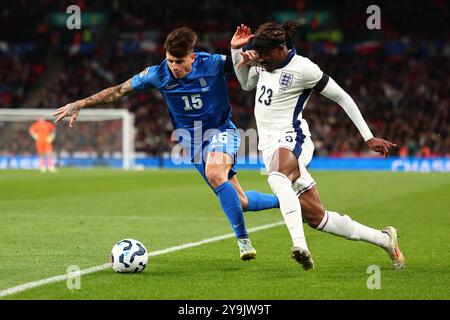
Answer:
[{"left": 1, "top": 0, "right": 448, "bottom": 157}]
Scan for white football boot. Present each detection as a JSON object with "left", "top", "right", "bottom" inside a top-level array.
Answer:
[
  {"left": 382, "top": 226, "right": 405, "bottom": 269},
  {"left": 291, "top": 247, "right": 315, "bottom": 271},
  {"left": 237, "top": 238, "right": 256, "bottom": 261}
]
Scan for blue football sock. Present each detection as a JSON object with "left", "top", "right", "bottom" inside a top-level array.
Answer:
[
  {"left": 245, "top": 190, "right": 280, "bottom": 212},
  {"left": 215, "top": 181, "right": 248, "bottom": 239}
]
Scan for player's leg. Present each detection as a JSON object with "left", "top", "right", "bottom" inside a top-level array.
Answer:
[
  {"left": 205, "top": 151, "right": 255, "bottom": 261},
  {"left": 229, "top": 175, "right": 279, "bottom": 212},
  {"left": 36, "top": 143, "right": 47, "bottom": 173},
  {"left": 299, "top": 186, "right": 405, "bottom": 269},
  {"left": 228, "top": 176, "right": 249, "bottom": 209},
  {"left": 45, "top": 144, "right": 56, "bottom": 172},
  {"left": 267, "top": 146, "right": 313, "bottom": 270},
  {"left": 39, "top": 154, "right": 47, "bottom": 172}
]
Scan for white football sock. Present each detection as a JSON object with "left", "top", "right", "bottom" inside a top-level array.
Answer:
[
  {"left": 317, "top": 211, "right": 389, "bottom": 248},
  {"left": 268, "top": 172, "right": 308, "bottom": 250}
]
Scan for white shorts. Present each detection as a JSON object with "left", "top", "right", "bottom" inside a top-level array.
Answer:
[{"left": 261, "top": 131, "right": 316, "bottom": 196}]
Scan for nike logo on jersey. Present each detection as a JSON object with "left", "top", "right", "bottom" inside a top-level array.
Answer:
[
  {"left": 165, "top": 83, "right": 180, "bottom": 89},
  {"left": 286, "top": 210, "right": 296, "bottom": 215}
]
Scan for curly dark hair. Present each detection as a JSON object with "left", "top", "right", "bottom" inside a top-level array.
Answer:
[{"left": 255, "top": 21, "right": 298, "bottom": 47}]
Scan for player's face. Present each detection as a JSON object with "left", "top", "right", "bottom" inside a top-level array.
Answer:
[
  {"left": 257, "top": 46, "right": 285, "bottom": 72},
  {"left": 166, "top": 52, "right": 196, "bottom": 78}
]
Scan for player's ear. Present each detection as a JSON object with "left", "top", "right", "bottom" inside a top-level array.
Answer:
[{"left": 191, "top": 52, "right": 196, "bottom": 62}]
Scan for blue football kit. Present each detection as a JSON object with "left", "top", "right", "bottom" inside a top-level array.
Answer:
[
  {"left": 131, "top": 51, "right": 279, "bottom": 239},
  {"left": 131, "top": 52, "right": 238, "bottom": 180}
]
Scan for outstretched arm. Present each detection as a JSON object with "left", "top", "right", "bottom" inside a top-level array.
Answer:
[
  {"left": 230, "top": 24, "right": 259, "bottom": 91},
  {"left": 319, "top": 77, "right": 397, "bottom": 158},
  {"left": 52, "top": 78, "right": 134, "bottom": 127},
  {"left": 319, "top": 77, "right": 373, "bottom": 141}
]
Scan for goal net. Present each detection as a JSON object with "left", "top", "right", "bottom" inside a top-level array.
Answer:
[{"left": 0, "top": 109, "right": 135, "bottom": 169}]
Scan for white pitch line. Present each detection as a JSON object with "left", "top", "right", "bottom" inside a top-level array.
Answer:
[{"left": 0, "top": 220, "right": 284, "bottom": 299}]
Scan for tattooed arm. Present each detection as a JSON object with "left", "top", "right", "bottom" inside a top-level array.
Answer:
[{"left": 52, "top": 78, "right": 134, "bottom": 127}]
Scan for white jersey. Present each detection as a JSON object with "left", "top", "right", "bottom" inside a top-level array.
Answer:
[
  {"left": 231, "top": 47, "right": 373, "bottom": 152},
  {"left": 232, "top": 47, "right": 374, "bottom": 193},
  {"left": 251, "top": 51, "right": 322, "bottom": 150},
  {"left": 231, "top": 49, "right": 373, "bottom": 194}
]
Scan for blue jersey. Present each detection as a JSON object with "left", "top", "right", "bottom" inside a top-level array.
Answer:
[{"left": 131, "top": 52, "right": 234, "bottom": 141}]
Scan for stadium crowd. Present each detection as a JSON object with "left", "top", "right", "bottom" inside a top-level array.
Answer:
[{"left": 1, "top": 0, "right": 449, "bottom": 157}]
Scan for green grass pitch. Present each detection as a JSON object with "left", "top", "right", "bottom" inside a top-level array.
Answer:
[{"left": 0, "top": 169, "right": 449, "bottom": 300}]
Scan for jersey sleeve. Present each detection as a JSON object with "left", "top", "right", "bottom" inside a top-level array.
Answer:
[
  {"left": 131, "top": 66, "right": 158, "bottom": 92},
  {"left": 211, "top": 53, "right": 227, "bottom": 76},
  {"left": 231, "top": 48, "right": 259, "bottom": 91},
  {"left": 320, "top": 77, "right": 374, "bottom": 141},
  {"left": 301, "top": 58, "right": 324, "bottom": 89}
]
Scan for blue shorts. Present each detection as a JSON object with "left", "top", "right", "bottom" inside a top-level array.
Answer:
[{"left": 192, "top": 125, "right": 240, "bottom": 191}]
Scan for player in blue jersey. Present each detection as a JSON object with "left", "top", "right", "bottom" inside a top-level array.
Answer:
[{"left": 52, "top": 27, "right": 279, "bottom": 261}]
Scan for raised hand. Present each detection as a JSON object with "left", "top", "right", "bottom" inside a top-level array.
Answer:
[
  {"left": 366, "top": 137, "right": 397, "bottom": 158},
  {"left": 237, "top": 50, "right": 258, "bottom": 68},
  {"left": 231, "top": 24, "right": 255, "bottom": 49},
  {"left": 52, "top": 101, "right": 82, "bottom": 127}
]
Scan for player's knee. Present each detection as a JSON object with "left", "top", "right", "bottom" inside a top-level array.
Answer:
[{"left": 205, "top": 166, "right": 227, "bottom": 189}]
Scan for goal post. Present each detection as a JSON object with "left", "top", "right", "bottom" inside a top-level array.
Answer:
[{"left": 0, "top": 108, "right": 135, "bottom": 169}]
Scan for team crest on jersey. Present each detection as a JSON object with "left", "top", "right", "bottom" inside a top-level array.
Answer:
[
  {"left": 199, "top": 78, "right": 208, "bottom": 87},
  {"left": 199, "top": 77, "right": 210, "bottom": 92},
  {"left": 279, "top": 72, "right": 294, "bottom": 88}
]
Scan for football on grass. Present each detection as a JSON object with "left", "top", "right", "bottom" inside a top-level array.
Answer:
[{"left": 110, "top": 239, "right": 148, "bottom": 273}]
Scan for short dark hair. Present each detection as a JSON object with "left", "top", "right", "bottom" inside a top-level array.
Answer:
[{"left": 164, "top": 27, "right": 198, "bottom": 58}]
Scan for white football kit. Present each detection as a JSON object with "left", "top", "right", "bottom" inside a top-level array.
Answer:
[{"left": 232, "top": 48, "right": 374, "bottom": 194}]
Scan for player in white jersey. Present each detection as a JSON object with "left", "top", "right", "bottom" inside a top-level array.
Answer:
[{"left": 230, "top": 22, "right": 405, "bottom": 270}]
